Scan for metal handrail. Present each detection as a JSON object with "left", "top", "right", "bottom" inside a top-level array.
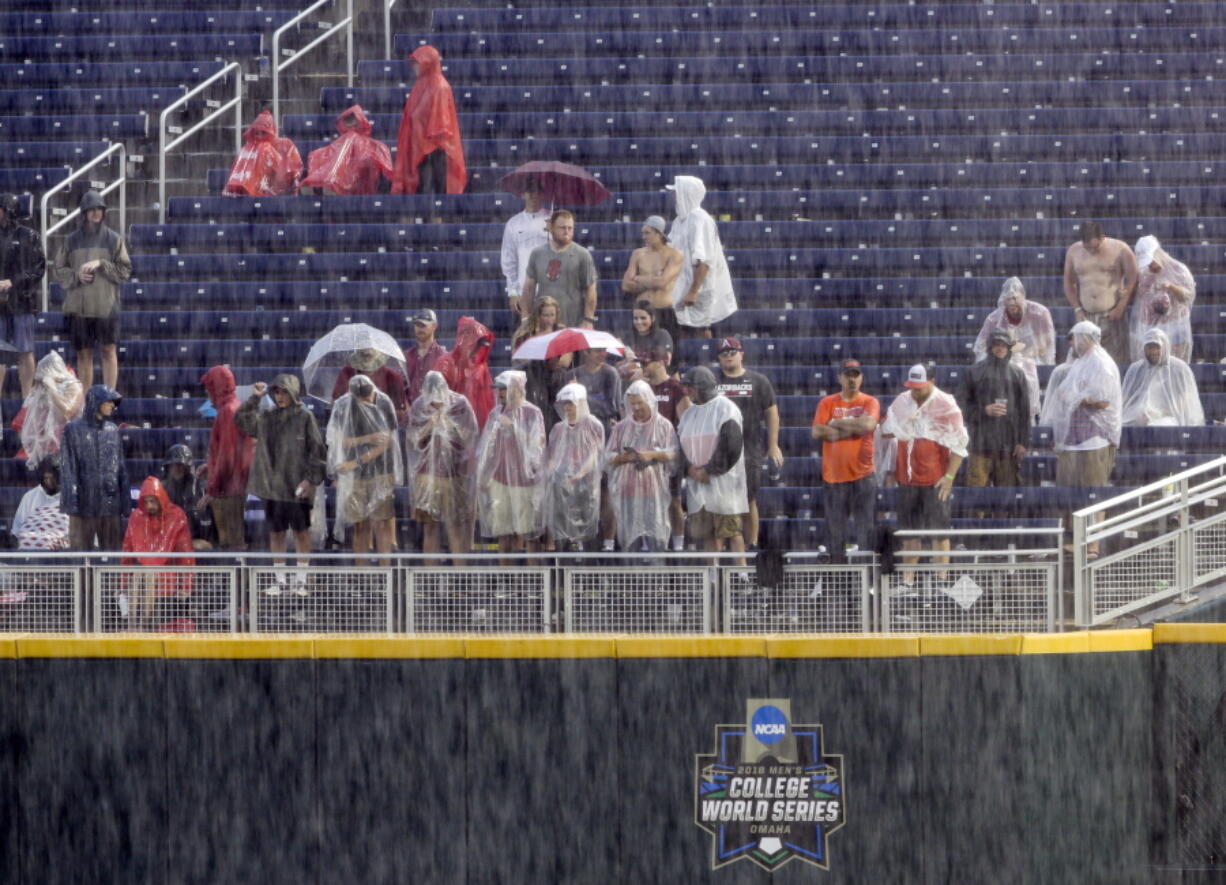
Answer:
[
  {"left": 158, "top": 62, "right": 243, "bottom": 224},
  {"left": 272, "top": 0, "right": 353, "bottom": 126},
  {"left": 39, "top": 141, "right": 127, "bottom": 314},
  {"left": 384, "top": 0, "right": 398, "bottom": 61}
]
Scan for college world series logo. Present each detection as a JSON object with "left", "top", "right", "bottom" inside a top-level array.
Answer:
[{"left": 694, "top": 699, "right": 846, "bottom": 872}]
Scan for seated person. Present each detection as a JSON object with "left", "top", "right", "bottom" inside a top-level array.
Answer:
[
  {"left": 121, "top": 477, "right": 195, "bottom": 630},
  {"left": 159, "top": 444, "right": 214, "bottom": 551},
  {"left": 223, "top": 109, "right": 303, "bottom": 197},
  {"left": 301, "top": 105, "right": 393, "bottom": 196},
  {"left": 1121, "top": 328, "right": 1204, "bottom": 427},
  {"left": 12, "top": 455, "right": 68, "bottom": 551}
]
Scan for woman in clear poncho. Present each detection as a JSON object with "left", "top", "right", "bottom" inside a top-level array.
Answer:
[
  {"left": 1131, "top": 236, "right": 1196, "bottom": 363},
  {"left": 20, "top": 351, "right": 84, "bottom": 469},
  {"left": 1121, "top": 328, "right": 1204, "bottom": 427},
  {"left": 605, "top": 379, "right": 677, "bottom": 552},
  {"left": 973, "top": 277, "right": 1055, "bottom": 421},
  {"left": 1046, "top": 321, "right": 1122, "bottom": 454},
  {"left": 475, "top": 370, "right": 547, "bottom": 552},
  {"left": 544, "top": 383, "right": 605, "bottom": 547},
  {"left": 326, "top": 374, "right": 403, "bottom": 565},
  {"left": 407, "top": 370, "right": 478, "bottom": 559}
]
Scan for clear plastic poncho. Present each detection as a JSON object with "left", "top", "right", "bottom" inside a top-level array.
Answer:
[
  {"left": 326, "top": 374, "right": 404, "bottom": 532},
  {"left": 475, "top": 370, "right": 547, "bottom": 538},
  {"left": 605, "top": 379, "right": 677, "bottom": 550},
  {"left": 1045, "top": 321, "right": 1122, "bottom": 452},
  {"left": 545, "top": 383, "right": 605, "bottom": 543},
  {"left": 1120, "top": 328, "right": 1204, "bottom": 427},
  {"left": 972, "top": 277, "right": 1055, "bottom": 420},
  {"left": 406, "top": 370, "right": 478, "bottom": 524},
  {"left": 1039, "top": 347, "right": 1078, "bottom": 428},
  {"left": 677, "top": 368, "right": 746, "bottom": 516},
  {"left": 668, "top": 176, "right": 737, "bottom": 328},
  {"left": 1131, "top": 237, "right": 1196, "bottom": 363},
  {"left": 880, "top": 386, "right": 969, "bottom": 484},
  {"left": 20, "top": 351, "right": 84, "bottom": 469}
]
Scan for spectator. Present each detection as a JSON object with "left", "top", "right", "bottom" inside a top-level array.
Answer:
[
  {"left": 1045, "top": 322, "right": 1122, "bottom": 558},
  {"left": 714, "top": 336, "right": 783, "bottom": 549},
  {"left": 621, "top": 217, "right": 683, "bottom": 344},
  {"left": 407, "top": 370, "right": 478, "bottom": 562},
  {"left": 200, "top": 365, "right": 254, "bottom": 551},
  {"left": 639, "top": 346, "right": 689, "bottom": 550},
  {"left": 545, "top": 383, "right": 605, "bottom": 550},
  {"left": 327, "top": 374, "right": 403, "bottom": 566},
  {"left": 301, "top": 105, "right": 393, "bottom": 196},
  {"left": 51, "top": 190, "right": 131, "bottom": 391},
  {"left": 331, "top": 345, "right": 410, "bottom": 426},
  {"left": 666, "top": 175, "right": 736, "bottom": 339},
  {"left": 1121, "top": 329, "right": 1203, "bottom": 427},
  {"left": 159, "top": 444, "right": 213, "bottom": 551},
  {"left": 236, "top": 374, "right": 327, "bottom": 596},
  {"left": 391, "top": 45, "right": 466, "bottom": 197},
  {"left": 625, "top": 301, "right": 675, "bottom": 374},
  {"left": 1131, "top": 236, "right": 1196, "bottom": 363},
  {"left": 973, "top": 277, "right": 1054, "bottom": 422},
  {"left": 12, "top": 455, "right": 68, "bottom": 551},
  {"left": 121, "top": 476, "right": 195, "bottom": 630},
  {"left": 511, "top": 295, "right": 570, "bottom": 429},
  {"left": 0, "top": 192, "right": 46, "bottom": 400},
  {"left": 881, "top": 365, "right": 968, "bottom": 571},
  {"left": 606, "top": 379, "right": 678, "bottom": 553},
  {"left": 476, "top": 370, "right": 546, "bottom": 561},
  {"left": 1039, "top": 332, "right": 1079, "bottom": 428},
  {"left": 435, "top": 315, "right": 495, "bottom": 429},
  {"left": 404, "top": 308, "right": 447, "bottom": 405},
  {"left": 811, "top": 359, "right": 880, "bottom": 562},
  {"left": 222, "top": 109, "right": 303, "bottom": 197},
  {"left": 957, "top": 329, "right": 1030, "bottom": 492},
  {"left": 60, "top": 384, "right": 129, "bottom": 551},
  {"left": 567, "top": 347, "right": 622, "bottom": 434},
  {"left": 678, "top": 366, "right": 747, "bottom": 558},
  {"left": 501, "top": 177, "right": 550, "bottom": 317},
  {"left": 19, "top": 351, "right": 83, "bottom": 470},
  {"left": 521, "top": 209, "right": 598, "bottom": 329},
  {"left": 1063, "top": 220, "right": 1138, "bottom": 366}
]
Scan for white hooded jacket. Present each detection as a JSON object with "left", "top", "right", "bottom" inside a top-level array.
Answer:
[{"left": 667, "top": 175, "right": 737, "bottom": 328}]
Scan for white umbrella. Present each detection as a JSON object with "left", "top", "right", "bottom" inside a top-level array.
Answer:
[
  {"left": 302, "top": 323, "right": 407, "bottom": 402},
  {"left": 511, "top": 327, "right": 626, "bottom": 361}
]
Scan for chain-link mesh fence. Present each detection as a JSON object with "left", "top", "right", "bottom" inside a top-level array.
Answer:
[
  {"left": 1087, "top": 536, "right": 1179, "bottom": 624},
  {"left": 405, "top": 567, "right": 551, "bottom": 633},
  {"left": 94, "top": 567, "right": 237, "bottom": 632},
  {"left": 563, "top": 567, "right": 711, "bottom": 633},
  {"left": 881, "top": 561, "right": 1056, "bottom": 633},
  {"left": 0, "top": 566, "right": 81, "bottom": 632},
  {"left": 249, "top": 567, "right": 393, "bottom": 633},
  {"left": 722, "top": 565, "right": 870, "bottom": 633}
]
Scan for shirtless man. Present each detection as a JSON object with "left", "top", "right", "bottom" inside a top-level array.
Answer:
[
  {"left": 621, "top": 215, "right": 683, "bottom": 345},
  {"left": 1063, "top": 220, "right": 1138, "bottom": 366}
]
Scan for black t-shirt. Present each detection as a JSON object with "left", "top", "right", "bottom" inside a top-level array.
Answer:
[{"left": 715, "top": 368, "right": 776, "bottom": 461}]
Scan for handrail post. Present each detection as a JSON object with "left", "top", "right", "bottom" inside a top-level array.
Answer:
[
  {"left": 158, "top": 62, "right": 242, "bottom": 223},
  {"left": 347, "top": 0, "right": 355, "bottom": 87}
]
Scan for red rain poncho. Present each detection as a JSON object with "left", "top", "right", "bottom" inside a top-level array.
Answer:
[
  {"left": 435, "top": 316, "right": 495, "bottom": 428},
  {"left": 122, "top": 476, "right": 195, "bottom": 595},
  {"left": 223, "top": 110, "right": 303, "bottom": 197},
  {"left": 391, "top": 45, "right": 467, "bottom": 195},
  {"left": 301, "top": 105, "right": 393, "bottom": 196},
  {"left": 201, "top": 366, "right": 255, "bottom": 499}
]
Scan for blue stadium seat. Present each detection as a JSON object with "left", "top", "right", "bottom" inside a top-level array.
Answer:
[
  {"left": 0, "top": 87, "right": 187, "bottom": 114},
  {"left": 0, "top": 9, "right": 295, "bottom": 34},
  {"left": 2, "top": 141, "right": 111, "bottom": 166},
  {"left": 0, "top": 34, "right": 263, "bottom": 60},
  {"left": 0, "top": 167, "right": 69, "bottom": 191},
  {"left": 0, "top": 114, "right": 147, "bottom": 139},
  {"left": 0, "top": 61, "right": 225, "bottom": 88}
]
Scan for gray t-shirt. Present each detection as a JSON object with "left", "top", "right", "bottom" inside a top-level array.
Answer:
[{"left": 525, "top": 242, "right": 598, "bottom": 328}]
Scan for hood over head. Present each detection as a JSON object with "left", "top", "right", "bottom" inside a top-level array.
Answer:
[
  {"left": 335, "top": 104, "right": 374, "bottom": 137},
  {"left": 554, "top": 381, "right": 591, "bottom": 423},
  {"left": 79, "top": 190, "right": 106, "bottom": 218},
  {"left": 453, "top": 316, "right": 495, "bottom": 363},
  {"left": 0, "top": 193, "right": 20, "bottom": 224},
  {"left": 421, "top": 370, "right": 450, "bottom": 404},
  {"left": 243, "top": 109, "right": 277, "bottom": 142},
  {"left": 998, "top": 276, "right": 1026, "bottom": 306},
  {"left": 668, "top": 175, "right": 707, "bottom": 221},
  {"left": 624, "top": 378, "right": 659, "bottom": 421},
  {"left": 85, "top": 384, "right": 121, "bottom": 418},
  {"left": 1070, "top": 320, "right": 1102, "bottom": 353},
  {"left": 410, "top": 44, "right": 442, "bottom": 77},
  {"left": 201, "top": 365, "right": 236, "bottom": 405},
  {"left": 1142, "top": 327, "right": 1171, "bottom": 364},
  {"left": 269, "top": 373, "right": 302, "bottom": 405},
  {"left": 682, "top": 365, "right": 718, "bottom": 404},
  {"left": 139, "top": 475, "right": 173, "bottom": 513}
]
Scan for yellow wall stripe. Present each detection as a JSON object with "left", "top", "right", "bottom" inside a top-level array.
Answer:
[
  {"left": 19, "top": 636, "right": 165, "bottom": 658},
  {"left": 768, "top": 635, "right": 920, "bottom": 658},
  {"left": 315, "top": 637, "right": 466, "bottom": 659},
  {"left": 164, "top": 636, "right": 314, "bottom": 659},
  {"left": 920, "top": 634, "right": 1024, "bottom": 656},
  {"left": 1152, "top": 623, "right": 1226, "bottom": 645},
  {"left": 617, "top": 636, "right": 765, "bottom": 658},
  {"left": 465, "top": 636, "right": 617, "bottom": 659}
]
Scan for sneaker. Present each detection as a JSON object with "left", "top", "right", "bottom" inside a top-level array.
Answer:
[
  {"left": 291, "top": 578, "right": 309, "bottom": 598},
  {"left": 264, "top": 574, "right": 286, "bottom": 598}
]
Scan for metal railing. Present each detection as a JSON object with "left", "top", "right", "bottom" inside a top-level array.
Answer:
[
  {"left": 384, "top": 0, "right": 399, "bottom": 62},
  {"left": 273, "top": 0, "right": 354, "bottom": 126},
  {"left": 1073, "top": 455, "right": 1226, "bottom": 626},
  {"left": 158, "top": 62, "right": 243, "bottom": 223},
  {"left": 39, "top": 141, "right": 127, "bottom": 314}
]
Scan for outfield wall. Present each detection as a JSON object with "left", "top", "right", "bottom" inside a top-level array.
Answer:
[{"left": 0, "top": 629, "right": 1217, "bottom": 884}]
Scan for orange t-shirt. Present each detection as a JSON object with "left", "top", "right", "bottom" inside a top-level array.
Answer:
[{"left": 813, "top": 392, "right": 880, "bottom": 484}]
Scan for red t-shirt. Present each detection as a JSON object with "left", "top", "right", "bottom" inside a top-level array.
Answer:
[
  {"left": 895, "top": 438, "right": 951, "bottom": 487},
  {"left": 813, "top": 393, "right": 879, "bottom": 483}
]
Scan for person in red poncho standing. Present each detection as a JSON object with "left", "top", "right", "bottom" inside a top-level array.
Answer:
[
  {"left": 301, "top": 105, "right": 393, "bottom": 196},
  {"left": 391, "top": 45, "right": 467, "bottom": 197},
  {"left": 223, "top": 110, "right": 303, "bottom": 198},
  {"left": 122, "top": 476, "right": 195, "bottom": 630},
  {"left": 435, "top": 316, "right": 494, "bottom": 428},
  {"left": 200, "top": 365, "right": 255, "bottom": 550}
]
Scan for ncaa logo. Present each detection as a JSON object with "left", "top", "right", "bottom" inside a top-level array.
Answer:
[{"left": 750, "top": 704, "right": 789, "bottom": 744}]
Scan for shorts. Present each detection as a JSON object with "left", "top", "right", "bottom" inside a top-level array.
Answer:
[
  {"left": 1056, "top": 446, "right": 1116, "bottom": 488},
  {"left": 690, "top": 508, "right": 743, "bottom": 540},
  {"left": 413, "top": 473, "right": 460, "bottom": 523},
  {"left": 67, "top": 313, "right": 120, "bottom": 351},
  {"left": 484, "top": 480, "right": 540, "bottom": 538},
  {"left": 342, "top": 476, "right": 395, "bottom": 524},
  {"left": 743, "top": 455, "right": 762, "bottom": 500},
  {"left": 966, "top": 452, "right": 1020, "bottom": 488},
  {"left": 655, "top": 306, "right": 682, "bottom": 349},
  {"left": 0, "top": 313, "right": 34, "bottom": 354},
  {"left": 264, "top": 498, "right": 313, "bottom": 533},
  {"left": 896, "top": 483, "right": 951, "bottom": 531}
]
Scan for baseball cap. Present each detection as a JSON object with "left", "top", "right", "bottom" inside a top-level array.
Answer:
[
  {"left": 1134, "top": 235, "right": 1159, "bottom": 268},
  {"left": 639, "top": 347, "right": 670, "bottom": 364},
  {"left": 988, "top": 329, "right": 1013, "bottom": 346},
  {"left": 838, "top": 358, "right": 862, "bottom": 374},
  {"left": 411, "top": 308, "right": 438, "bottom": 325},
  {"left": 904, "top": 364, "right": 932, "bottom": 389},
  {"left": 643, "top": 215, "right": 667, "bottom": 236},
  {"left": 717, "top": 336, "right": 743, "bottom": 353}
]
